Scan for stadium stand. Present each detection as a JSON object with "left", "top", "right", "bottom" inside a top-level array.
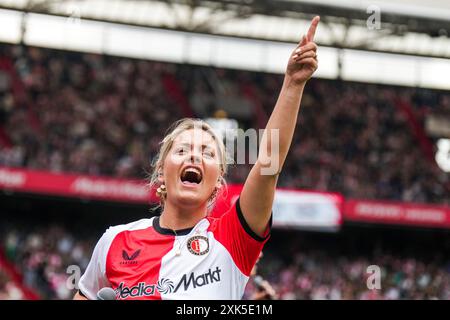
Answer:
[
  {"left": 1, "top": 209, "right": 449, "bottom": 300},
  {"left": 0, "top": 44, "right": 448, "bottom": 205},
  {"left": 1, "top": 43, "right": 449, "bottom": 299}
]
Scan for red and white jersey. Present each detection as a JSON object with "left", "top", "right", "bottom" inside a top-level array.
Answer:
[{"left": 78, "top": 197, "right": 271, "bottom": 300}]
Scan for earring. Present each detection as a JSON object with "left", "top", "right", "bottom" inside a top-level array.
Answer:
[{"left": 156, "top": 184, "right": 167, "bottom": 199}]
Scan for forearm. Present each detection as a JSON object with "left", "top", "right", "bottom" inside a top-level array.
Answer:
[
  {"left": 258, "top": 76, "right": 305, "bottom": 173},
  {"left": 239, "top": 16, "right": 319, "bottom": 236},
  {"left": 240, "top": 78, "right": 306, "bottom": 236}
]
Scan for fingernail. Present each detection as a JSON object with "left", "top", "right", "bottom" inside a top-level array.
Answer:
[
  {"left": 293, "top": 54, "right": 298, "bottom": 59},
  {"left": 295, "top": 48, "right": 301, "bottom": 54}
]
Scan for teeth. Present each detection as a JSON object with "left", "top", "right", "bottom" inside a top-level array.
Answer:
[{"left": 186, "top": 168, "right": 200, "bottom": 175}]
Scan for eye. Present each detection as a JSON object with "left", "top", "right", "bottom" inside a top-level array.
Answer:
[
  {"left": 203, "top": 149, "right": 215, "bottom": 158},
  {"left": 175, "top": 147, "right": 188, "bottom": 155}
]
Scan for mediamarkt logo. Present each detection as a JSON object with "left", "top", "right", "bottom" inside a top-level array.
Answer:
[
  {"left": 115, "top": 267, "right": 222, "bottom": 299},
  {"left": 174, "top": 266, "right": 222, "bottom": 292}
]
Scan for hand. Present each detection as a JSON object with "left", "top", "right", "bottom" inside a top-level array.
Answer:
[
  {"left": 285, "top": 16, "right": 320, "bottom": 86},
  {"left": 252, "top": 279, "right": 278, "bottom": 300}
]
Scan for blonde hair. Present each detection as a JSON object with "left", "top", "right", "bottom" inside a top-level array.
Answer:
[{"left": 148, "top": 118, "right": 229, "bottom": 210}]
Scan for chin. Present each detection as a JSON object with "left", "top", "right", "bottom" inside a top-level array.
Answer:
[{"left": 175, "top": 192, "right": 207, "bottom": 207}]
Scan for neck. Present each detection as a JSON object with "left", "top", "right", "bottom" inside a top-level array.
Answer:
[{"left": 159, "top": 200, "right": 208, "bottom": 231}]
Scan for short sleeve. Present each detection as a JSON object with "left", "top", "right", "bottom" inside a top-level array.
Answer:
[
  {"left": 77, "top": 230, "right": 113, "bottom": 300},
  {"left": 210, "top": 196, "right": 272, "bottom": 276}
]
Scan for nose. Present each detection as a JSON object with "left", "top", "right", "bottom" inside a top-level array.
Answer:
[{"left": 187, "top": 151, "right": 202, "bottom": 165}]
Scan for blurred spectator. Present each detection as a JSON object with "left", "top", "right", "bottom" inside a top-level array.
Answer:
[
  {"left": 0, "top": 269, "right": 24, "bottom": 300},
  {"left": 245, "top": 252, "right": 279, "bottom": 300}
]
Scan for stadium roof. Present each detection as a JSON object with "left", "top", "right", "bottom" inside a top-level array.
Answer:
[
  {"left": 0, "top": 0, "right": 449, "bottom": 58},
  {"left": 0, "top": 1, "right": 449, "bottom": 90}
]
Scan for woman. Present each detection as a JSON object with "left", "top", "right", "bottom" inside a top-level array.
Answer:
[{"left": 74, "top": 16, "right": 320, "bottom": 300}]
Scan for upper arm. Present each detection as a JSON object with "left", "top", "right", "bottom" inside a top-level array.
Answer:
[
  {"left": 212, "top": 197, "right": 271, "bottom": 276},
  {"left": 240, "top": 161, "right": 277, "bottom": 237}
]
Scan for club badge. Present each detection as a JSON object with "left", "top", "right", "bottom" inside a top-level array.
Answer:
[{"left": 187, "top": 235, "right": 209, "bottom": 256}]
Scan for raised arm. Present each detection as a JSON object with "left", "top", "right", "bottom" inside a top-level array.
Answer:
[{"left": 240, "top": 16, "right": 320, "bottom": 236}]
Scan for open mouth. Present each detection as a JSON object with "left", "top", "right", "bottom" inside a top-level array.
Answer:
[{"left": 180, "top": 166, "right": 203, "bottom": 185}]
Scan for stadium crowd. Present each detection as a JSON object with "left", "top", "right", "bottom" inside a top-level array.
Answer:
[
  {"left": 1, "top": 224, "right": 449, "bottom": 300},
  {"left": 245, "top": 228, "right": 450, "bottom": 300},
  {"left": 246, "top": 248, "right": 450, "bottom": 300},
  {"left": 0, "top": 44, "right": 449, "bottom": 205},
  {"left": 0, "top": 223, "right": 93, "bottom": 300}
]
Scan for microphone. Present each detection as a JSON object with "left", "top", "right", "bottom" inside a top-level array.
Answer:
[
  {"left": 97, "top": 287, "right": 117, "bottom": 300},
  {"left": 253, "top": 275, "right": 265, "bottom": 290},
  {"left": 253, "top": 275, "right": 277, "bottom": 300}
]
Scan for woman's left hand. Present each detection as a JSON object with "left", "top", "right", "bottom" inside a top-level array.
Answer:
[{"left": 285, "top": 16, "right": 320, "bottom": 86}]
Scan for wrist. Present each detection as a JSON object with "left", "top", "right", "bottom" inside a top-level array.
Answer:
[
  {"left": 283, "top": 75, "right": 307, "bottom": 91},
  {"left": 282, "top": 77, "right": 306, "bottom": 99}
]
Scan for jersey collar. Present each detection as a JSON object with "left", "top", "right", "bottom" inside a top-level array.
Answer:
[{"left": 153, "top": 216, "right": 194, "bottom": 236}]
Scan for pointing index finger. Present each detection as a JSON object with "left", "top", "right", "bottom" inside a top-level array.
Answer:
[{"left": 306, "top": 16, "right": 320, "bottom": 42}]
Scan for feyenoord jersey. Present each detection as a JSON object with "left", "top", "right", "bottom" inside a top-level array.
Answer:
[{"left": 78, "top": 197, "right": 271, "bottom": 300}]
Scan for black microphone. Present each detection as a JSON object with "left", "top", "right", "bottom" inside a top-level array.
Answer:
[{"left": 97, "top": 287, "right": 116, "bottom": 300}]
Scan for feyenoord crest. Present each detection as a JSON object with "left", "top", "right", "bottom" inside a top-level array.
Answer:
[{"left": 187, "top": 236, "right": 209, "bottom": 256}]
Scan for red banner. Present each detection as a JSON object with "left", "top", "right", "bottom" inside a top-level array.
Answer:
[
  {"left": 0, "top": 166, "right": 156, "bottom": 204},
  {"left": 2, "top": 166, "right": 449, "bottom": 230},
  {"left": 345, "top": 199, "right": 450, "bottom": 229},
  {"left": 0, "top": 167, "right": 343, "bottom": 230}
]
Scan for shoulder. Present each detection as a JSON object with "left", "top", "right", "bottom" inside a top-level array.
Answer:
[
  {"left": 100, "top": 218, "right": 155, "bottom": 245},
  {"left": 206, "top": 197, "right": 240, "bottom": 234},
  {"left": 208, "top": 197, "right": 271, "bottom": 242}
]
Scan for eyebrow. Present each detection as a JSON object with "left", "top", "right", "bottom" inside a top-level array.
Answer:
[{"left": 175, "top": 142, "right": 215, "bottom": 150}]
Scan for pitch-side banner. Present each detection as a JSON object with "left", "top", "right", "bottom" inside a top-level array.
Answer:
[
  {"left": 272, "top": 189, "right": 343, "bottom": 231},
  {"left": 345, "top": 199, "right": 450, "bottom": 229},
  {"left": 212, "top": 185, "right": 343, "bottom": 231},
  {"left": 0, "top": 167, "right": 343, "bottom": 230},
  {"left": 0, "top": 166, "right": 156, "bottom": 203}
]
